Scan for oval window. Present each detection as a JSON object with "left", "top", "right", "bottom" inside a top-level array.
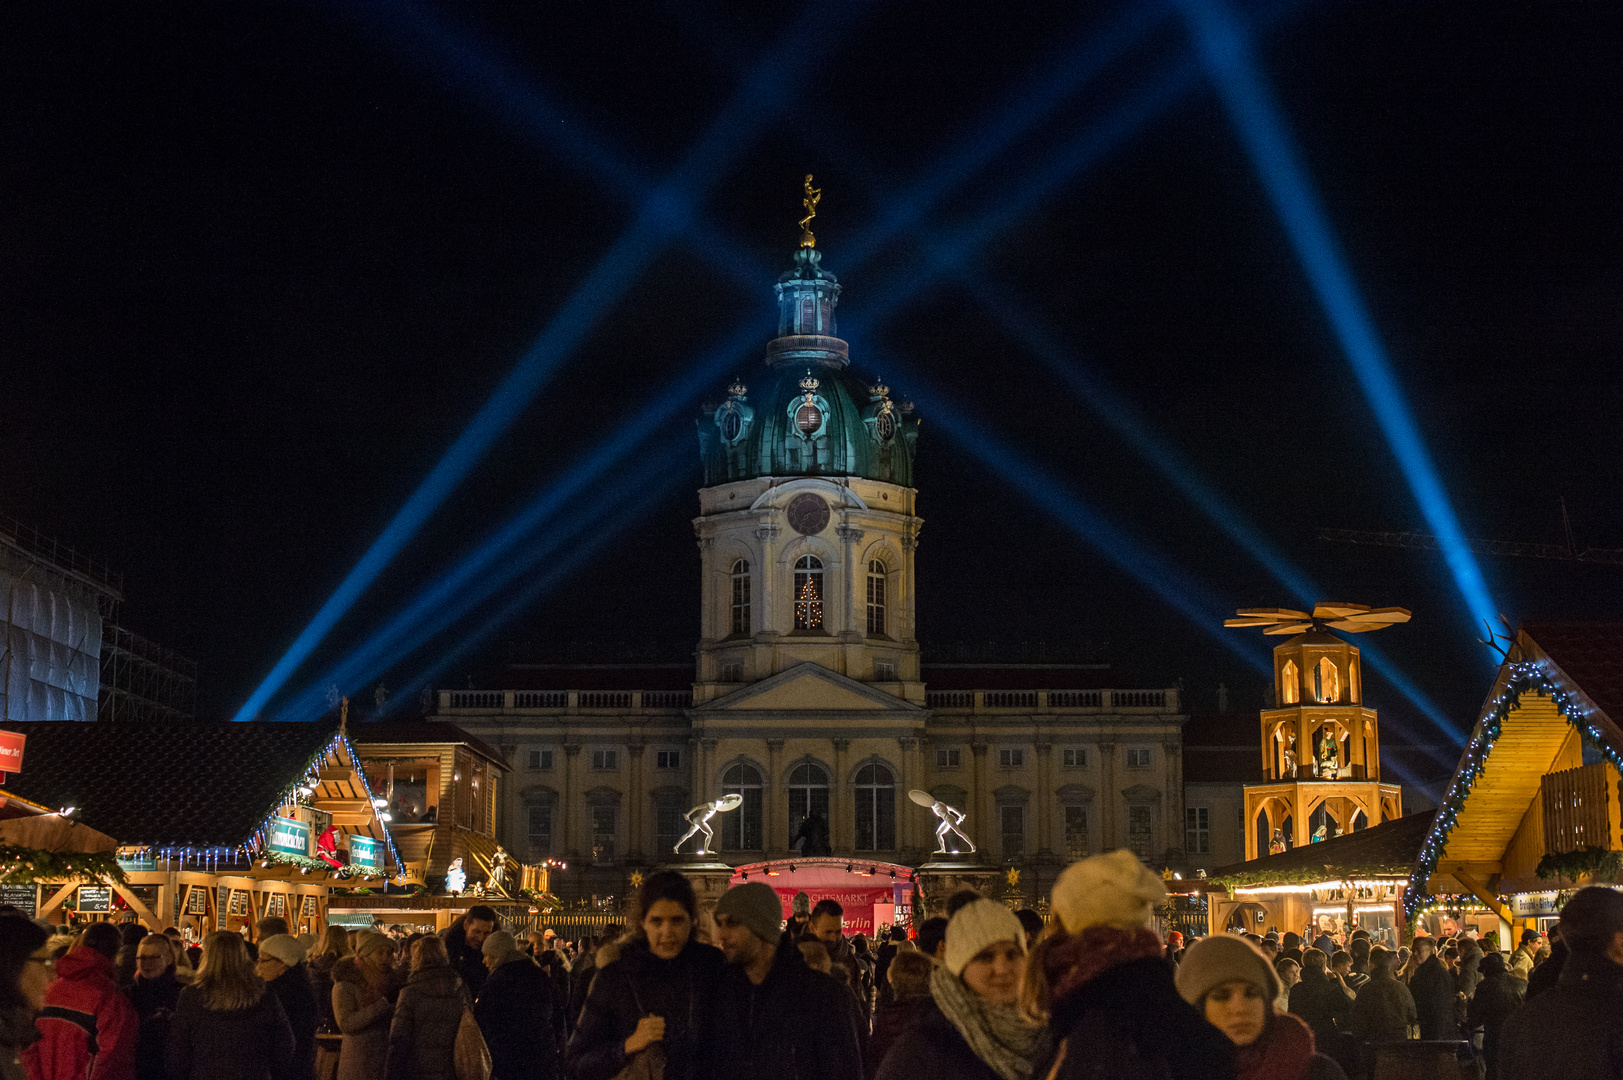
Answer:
[
  {"left": 876, "top": 412, "right": 895, "bottom": 440},
  {"left": 720, "top": 410, "right": 742, "bottom": 441},
  {"left": 795, "top": 402, "right": 822, "bottom": 435}
]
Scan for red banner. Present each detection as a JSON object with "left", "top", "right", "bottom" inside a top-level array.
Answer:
[
  {"left": 0, "top": 731, "right": 25, "bottom": 776},
  {"left": 770, "top": 886, "right": 896, "bottom": 936}
]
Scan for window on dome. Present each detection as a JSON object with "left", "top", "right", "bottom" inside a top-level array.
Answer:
[
  {"left": 720, "top": 409, "right": 742, "bottom": 441},
  {"left": 866, "top": 561, "right": 886, "bottom": 636},
  {"left": 730, "top": 560, "right": 751, "bottom": 636},
  {"left": 876, "top": 412, "right": 895, "bottom": 440},
  {"left": 794, "top": 556, "right": 823, "bottom": 630},
  {"left": 795, "top": 401, "right": 822, "bottom": 436}
]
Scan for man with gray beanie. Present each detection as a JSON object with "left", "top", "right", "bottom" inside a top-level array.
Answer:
[
  {"left": 711, "top": 882, "right": 861, "bottom": 1080},
  {"left": 474, "top": 930, "right": 556, "bottom": 1080},
  {"left": 1498, "top": 885, "right": 1623, "bottom": 1078}
]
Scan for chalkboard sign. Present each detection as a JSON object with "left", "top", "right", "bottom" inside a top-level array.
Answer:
[
  {"left": 77, "top": 886, "right": 111, "bottom": 913},
  {"left": 0, "top": 885, "right": 36, "bottom": 918}
]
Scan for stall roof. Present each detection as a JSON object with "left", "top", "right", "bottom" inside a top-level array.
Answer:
[
  {"left": 347, "top": 719, "right": 508, "bottom": 769},
  {"left": 1210, "top": 811, "right": 1436, "bottom": 888},
  {"left": 0, "top": 721, "right": 339, "bottom": 849}
]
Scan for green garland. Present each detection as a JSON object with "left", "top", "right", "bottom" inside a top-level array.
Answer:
[
  {"left": 1404, "top": 663, "right": 1610, "bottom": 918},
  {"left": 1535, "top": 847, "right": 1622, "bottom": 883},
  {"left": 0, "top": 846, "right": 127, "bottom": 885}
]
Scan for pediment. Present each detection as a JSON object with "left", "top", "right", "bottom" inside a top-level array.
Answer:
[{"left": 702, "top": 663, "right": 919, "bottom": 713}]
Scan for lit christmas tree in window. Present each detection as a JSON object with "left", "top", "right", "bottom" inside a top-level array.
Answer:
[{"left": 795, "top": 566, "right": 823, "bottom": 629}]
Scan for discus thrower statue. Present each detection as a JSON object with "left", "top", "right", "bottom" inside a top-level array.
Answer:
[
  {"left": 673, "top": 793, "right": 745, "bottom": 856},
  {"left": 909, "top": 789, "right": 976, "bottom": 855}
]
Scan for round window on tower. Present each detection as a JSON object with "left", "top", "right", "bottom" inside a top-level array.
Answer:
[
  {"left": 876, "top": 412, "right": 895, "bottom": 441},
  {"left": 720, "top": 409, "right": 742, "bottom": 441},
  {"left": 795, "top": 401, "right": 823, "bottom": 436}
]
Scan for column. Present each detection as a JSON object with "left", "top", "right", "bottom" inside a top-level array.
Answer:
[
  {"left": 1034, "top": 741, "right": 1053, "bottom": 855},
  {"left": 970, "top": 742, "right": 989, "bottom": 855},
  {"left": 1163, "top": 736, "right": 1184, "bottom": 866},
  {"left": 837, "top": 524, "right": 865, "bottom": 648},
  {"left": 832, "top": 738, "right": 851, "bottom": 852},
  {"left": 897, "top": 737, "right": 918, "bottom": 851},
  {"left": 699, "top": 739, "right": 718, "bottom": 804},
  {"left": 1098, "top": 737, "right": 1117, "bottom": 852},
  {"left": 627, "top": 743, "right": 645, "bottom": 860},
  {"left": 562, "top": 743, "right": 581, "bottom": 858},
  {"left": 766, "top": 739, "right": 786, "bottom": 854},
  {"left": 754, "top": 525, "right": 780, "bottom": 636}
]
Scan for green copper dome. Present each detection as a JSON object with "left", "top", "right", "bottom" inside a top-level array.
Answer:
[{"left": 697, "top": 247, "right": 918, "bottom": 487}]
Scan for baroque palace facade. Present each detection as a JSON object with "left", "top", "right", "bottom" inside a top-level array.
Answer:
[{"left": 436, "top": 240, "right": 1189, "bottom": 904}]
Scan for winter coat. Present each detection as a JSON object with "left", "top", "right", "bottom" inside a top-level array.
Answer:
[
  {"left": 1406, "top": 956, "right": 1457, "bottom": 1041},
  {"left": 309, "top": 953, "right": 341, "bottom": 1035},
  {"left": 1497, "top": 950, "right": 1623, "bottom": 1080},
  {"left": 26, "top": 946, "right": 138, "bottom": 1080},
  {"left": 332, "top": 958, "right": 394, "bottom": 1080},
  {"left": 440, "top": 922, "right": 488, "bottom": 999},
  {"left": 164, "top": 984, "right": 296, "bottom": 1080},
  {"left": 128, "top": 970, "right": 182, "bottom": 1080},
  {"left": 1347, "top": 970, "right": 1415, "bottom": 1046},
  {"left": 474, "top": 955, "right": 556, "bottom": 1080},
  {"left": 565, "top": 949, "right": 597, "bottom": 1035},
  {"left": 0, "top": 1005, "right": 38, "bottom": 1080},
  {"left": 1287, "top": 968, "right": 1351, "bottom": 1045},
  {"left": 873, "top": 997, "right": 1001, "bottom": 1080},
  {"left": 1525, "top": 938, "right": 1566, "bottom": 1000},
  {"left": 1454, "top": 940, "right": 1483, "bottom": 1001},
  {"left": 1234, "top": 1013, "right": 1346, "bottom": 1080},
  {"left": 384, "top": 965, "right": 467, "bottom": 1080},
  {"left": 711, "top": 934, "right": 863, "bottom": 1080},
  {"left": 866, "top": 997, "right": 933, "bottom": 1080},
  {"left": 1037, "top": 956, "right": 1235, "bottom": 1080},
  {"left": 1507, "top": 943, "right": 1537, "bottom": 979},
  {"left": 565, "top": 937, "right": 723, "bottom": 1080},
  {"left": 268, "top": 965, "right": 319, "bottom": 1080},
  {"left": 1465, "top": 967, "right": 1523, "bottom": 1080}
]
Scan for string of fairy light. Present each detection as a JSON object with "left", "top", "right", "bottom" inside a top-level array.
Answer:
[{"left": 1404, "top": 659, "right": 1609, "bottom": 919}]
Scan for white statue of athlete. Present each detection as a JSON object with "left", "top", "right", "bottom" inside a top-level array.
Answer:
[
  {"left": 673, "top": 793, "right": 745, "bottom": 855},
  {"left": 909, "top": 789, "right": 976, "bottom": 855}
]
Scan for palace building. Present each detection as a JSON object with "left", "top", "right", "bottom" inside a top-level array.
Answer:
[{"left": 434, "top": 236, "right": 1191, "bottom": 907}]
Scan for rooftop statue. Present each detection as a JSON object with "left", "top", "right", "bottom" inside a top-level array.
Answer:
[
  {"left": 673, "top": 793, "right": 745, "bottom": 856},
  {"left": 909, "top": 789, "right": 976, "bottom": 855},
  {"left": 799, "top": 174, "right": 821, "bottom": 248}
]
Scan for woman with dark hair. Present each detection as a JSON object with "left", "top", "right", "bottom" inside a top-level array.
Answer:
[
  {"left": 565, "top": 870, "right": 723, "bottom": 1080},
  {"left": 165, "top": 931, "right": 295, "bottom": 1080},
  {"left": 0, "top": 914, "right": 49, "bottom": 1080}
]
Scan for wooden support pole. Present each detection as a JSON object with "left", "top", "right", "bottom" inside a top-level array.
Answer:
[
  {"left": 38, "top": 883, "right": 76, "bottom": 922},
  {"left": 1448, "top": 867, "right": 1515, "bottom": 928}
]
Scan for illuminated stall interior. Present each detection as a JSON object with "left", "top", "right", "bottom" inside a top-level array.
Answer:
[{"left": 1407, "top": 623, "right": 1623, "bottom": 939}]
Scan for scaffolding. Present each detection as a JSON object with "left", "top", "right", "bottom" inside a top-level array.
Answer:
[{"left": 99, "top": 625, "right": 197, "bottom": 723}]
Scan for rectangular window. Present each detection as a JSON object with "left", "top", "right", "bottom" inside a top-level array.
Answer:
[
  {"left": 591, "top": 750, "right": 618, "bottom": 770},
  {"left": 866, "top": 568, "right": 886, "bottom": 635},
  {"left": 1126, "top": 746, "right": 1152, "bottom": 769},
  {"left": 935, "top": 748, "right": 961, "bottom": 769},
  {"left": 874, "top": 660, "right": 897, "bottom": 681},
  {"left": 998, "top": 748, "right": 1024, "bottom": 768},
  {"left": 527, "top": 749, "right": 553, "bottom": 770},
  {"left": 654, "top": 802, "right": 681, "bottom": 853},
  {"left": 854, "top": 786, "right": 896, "bottom": 851},
  {"left": 656, "top": 750, "right": 681, "bottom": 769},
  {"left": 1128, "top": 806, "right": 1152, "bottom": 859},
  {"left": 591, "top": 805, "right": 617, "bottom": 862},
  {"left": 721, "top": 662, "right": 743, "bottom": 682},
  {"left": 1185, "top": 806, "right": 1211, "bottom": 855},
  {"left": 731, "top": 564, "right": 751, "bottom": 636},
  {"left": 1000, "top": 805, "right": 1024, "bottom": 857},
  {"left": 1064, "top": 805, "right": 1089, "bottom": 860},
  {"left": 1062, "top": 747, "right": 1086, "bottom": 768},
  {"left": 527, "top": 805, "right": 552, "bottom": 855}
]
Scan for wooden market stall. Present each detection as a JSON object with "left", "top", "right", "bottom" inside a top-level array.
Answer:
[
  {"left": 0, "top": 714, "right": 400, "bottom": 937},
  {"left": 1406, "top": 622, "right": 1623, "bottom": 939},
  {"left": 1208, "top": 810, "right": 1434, "bottom": 948}
]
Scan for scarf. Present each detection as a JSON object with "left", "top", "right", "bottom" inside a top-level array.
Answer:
[
  {"left": 1234, "top": 1012, "right": 1314, "bottom": 1080},
  {"left": 1043, "top": 925, "right": 1166, "bottom": 1004},
  {"left": 929, "top": 964, "right": 1043, "bottom": 1080}
]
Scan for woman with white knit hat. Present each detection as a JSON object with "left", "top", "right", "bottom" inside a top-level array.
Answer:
[
  {"left": 873, "top": 899, "right": 1042, "bottom": 1080},
  {"left": 1175, "top": 935, "right": 1347, "bottom": 1080},
  {"left": 1023, "top": 850, "right": 1235, "bottom": 1080}
]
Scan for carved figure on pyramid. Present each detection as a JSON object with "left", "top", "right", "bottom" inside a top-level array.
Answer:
[
  {"left": 445, "top": 857, "right": 466, "bottom": 896},
  {"left": 1270, "top": 829, "right": 1286, "bottom": 855}
]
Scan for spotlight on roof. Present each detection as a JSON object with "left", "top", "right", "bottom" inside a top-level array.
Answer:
[{"left": 59, "top": 807, "right": 75, "bottom": 818}]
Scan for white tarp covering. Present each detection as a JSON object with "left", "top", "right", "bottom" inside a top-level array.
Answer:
[{"left": 0, "top": 550, "right": 103, "bottom": 723}]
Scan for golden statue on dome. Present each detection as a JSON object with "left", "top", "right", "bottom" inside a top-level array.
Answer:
[{"left": 799, "top": 174, "right": 821, "bottom": 248}]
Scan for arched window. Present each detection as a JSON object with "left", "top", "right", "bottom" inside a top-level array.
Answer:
[
  {"left": 1280, "top": 660, "right": 1299, "bottom": 705},
  {"left": 730, "top": 560, "right": 751, "bottom": 637},
  {"left": 719, "top": 763, "right": 763, "bottom": 851},
  {"left": 854, "top": 762, "right": 896, "bottom": 851},
  {"left": 866, "top": 560, "right": 887, "bottom": 636},
  {"left": 1315, "top": 657, "right": 1340, "bottom": 703},
  {"left": 793, "top": 555, "right": 823, "bottom": 630},
  {"left": 787, "top": 762, "right": 830, "bottom": 850}
]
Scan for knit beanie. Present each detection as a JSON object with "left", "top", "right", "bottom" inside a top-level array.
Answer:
[
  {"left": 942, "top": 900, "right": 1027, "bottom": 976},
  {"left": 1174, "top": 934, "right": 1281, "bottom": 1007},
  {"left": 354, "top": 931, "right": 393, "bottom": 959},
  {"left": 482, "top": 930, "right": 518, "bottom": 960},
  {"left": 1050, "top": 850, "right": 1165, "bottom": 933},
  {"left": 258, "top": 934, "right": 307, "bottom": 968},
  {"left": 716, "top": 882, "right": 785, "bottom": 944},
  {"left": 791, "top": 891, "right": 811, "bottom": 917}
]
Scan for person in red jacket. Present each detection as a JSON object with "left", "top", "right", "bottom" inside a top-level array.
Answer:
[{"left": 24, "top": 922, "right": 137, "bottom": 1080}]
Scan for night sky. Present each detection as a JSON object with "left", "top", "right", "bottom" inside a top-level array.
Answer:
[{"left": 4, "top": 2, "right": 1620, "bottom": 743}]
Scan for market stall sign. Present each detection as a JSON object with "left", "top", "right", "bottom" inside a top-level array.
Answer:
[
  {"left": 1512, "top": 892, "right": 1563, "bottom": 918},
  {"left": 77, "top": 886, "right": 111, "bottom": 913},
  {"left": 0, "top": 885, "right": 36, "bottom": 918},
  {"left": 117, "top": 851, "right": 156, "bottom": 872},
  {"left": 325, "top": 911, "right": 375, "bottom": 928},
  {"left": 349, "top": 834, "right": 382, "bottom": 871},
  {"left": 0, "top": 731, "right": 25, "bottom": 777},
  {"left": 269, "top": 817, "right": 311, "bottom": 857}
]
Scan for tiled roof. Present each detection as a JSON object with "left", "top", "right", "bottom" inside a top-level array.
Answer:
[
  {"left": 1209, "top": 810, "right": 1437, "bottom": 882},
  {"left": 348, "top": 719, "right": 508, "bottom": 768},
  {"left": 0, "top": 721, "right": 338, "bottom": 849},
  {"left": 1523, "top": 622, "right": 1623, "bottom": 730}
]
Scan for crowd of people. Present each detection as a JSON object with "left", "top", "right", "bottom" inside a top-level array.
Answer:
[{"left": 0, "top": 863, "right": 1621, "bottom": 1079}]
